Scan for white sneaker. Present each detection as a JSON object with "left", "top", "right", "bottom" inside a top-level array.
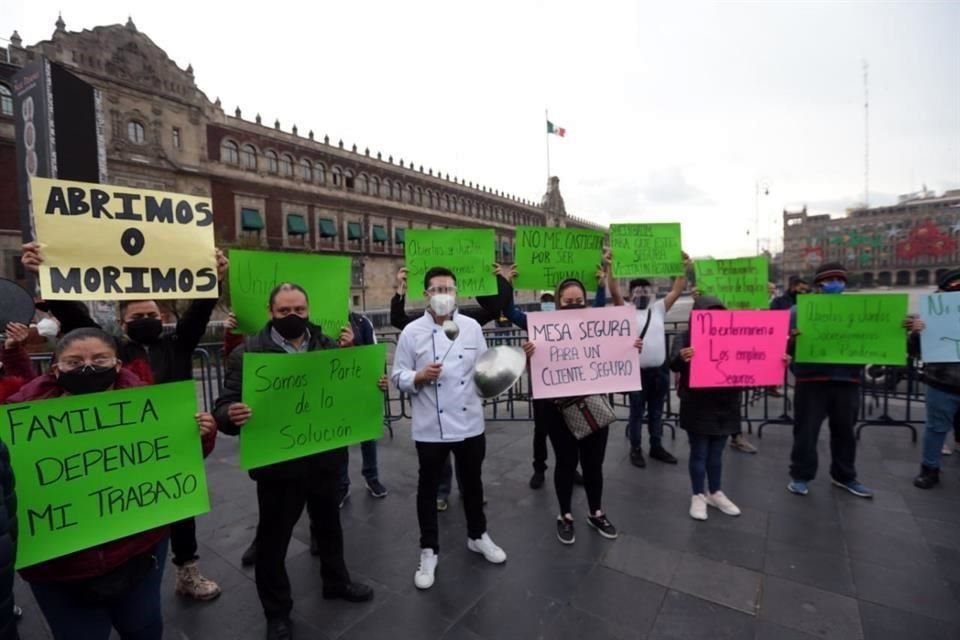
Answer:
[
  {"left": 689, "top": 494, "right": 708, "bottom": 521},
  {"left": 467, "top": 532, "right": 507, "bottom": 564},
  {"left": 942, "top": 445, "right": 953, "bottom": 456},
  {"left": 414, "top": 549, "right": 438, "bottom": 590},
  {"left": 706, "top": 491, "right": 741, "bottom": 516}
]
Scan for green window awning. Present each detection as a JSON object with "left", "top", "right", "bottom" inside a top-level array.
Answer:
[
  {"left": 395, "top": 227, "right": 406, "bottom": 244},
  {"left": 241, "top": 208, "right": 264, "bottom": 231},
  {"left": 372, "top": 225, "right": 387, "bottom": 243},
  {"left": 318, "top": 218, "right": 337, "bottom": 238},
  {"left": 287, "top": 213, "right": 307, "bottom": 235},
  {"left": 348, "top": 222, "right": 363, "bottom": 240}
]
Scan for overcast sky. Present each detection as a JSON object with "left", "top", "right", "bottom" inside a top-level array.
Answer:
[{"left": 4, "top": 1, "right": 959, "bottom": 258}]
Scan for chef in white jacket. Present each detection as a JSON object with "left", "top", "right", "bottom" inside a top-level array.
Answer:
[{"left": 391, "top": 266, "right": 507, "bottom": 590}]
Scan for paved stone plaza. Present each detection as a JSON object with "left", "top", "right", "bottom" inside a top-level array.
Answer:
[{"left": 14, "top": 405, "right": 960, "bottom": 639}]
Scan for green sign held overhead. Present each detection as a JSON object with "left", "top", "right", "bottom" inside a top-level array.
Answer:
[
  {"left": 229, "top": 250, "right": 352, "bottom": 336},
  {"left": 694, "top": 256, "right": 769, "bottom": 310},
  {"left": 0, "top": 382, "right": 210, "bottom": 569},
  {"left": 240, "top": 344, "right": 387, "bottom": 470},
  {"left": 795, "top": 294, "right": 908, "bottom": 366},
  {"left": 610, "top": 223, "right": 684, "bottom": 278},
  {"left": 514, "top": 226, "right": 605, "bottom": 291},
  {"left": 405, "top": 229, "right": 497, "bottom": 297}
]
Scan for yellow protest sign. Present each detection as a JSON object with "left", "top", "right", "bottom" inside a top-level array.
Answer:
[{"left": 30, "top": 177, "right": 218, "bottom": 300}]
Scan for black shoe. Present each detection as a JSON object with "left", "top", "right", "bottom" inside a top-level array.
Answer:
[
  {"left": 556, "top": 516, "right": 575, "bottom": 545},
  {"left": 573, "top": 470, "right": 584, "bottom": 486},
  {"left": 322, "top": 582, "right": 374, "bottom": 603},
  {"left": 529, "top": 471, "right": 545, "bottom": 490},
  {"left": 241, "top": 540, "right": 257, "bottom": 567},
  {"left": 586, "top": 513, "right": 619, "bottom": 540},
  {"left": 266, "top": 617, "right": 293, "bottom": 640},
  {"left": 914, "top": 465, "right": 940, "bottom": 489},
  {"left": 649, "top": 445, "right": 678, "bottom": 465},
  {"left": 365, "top": 479, "right": 388, "bottom": 498},
  {"left": 630, "top": 447, "right": 646, "bottom": 468},
  {"left": 337, "top": 487, "right": 350, "bottom": 509}
]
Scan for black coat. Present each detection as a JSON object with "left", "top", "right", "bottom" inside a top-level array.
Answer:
[
  {"left": 669, "top": 332, "right": 742, "bottom": 436},
  {"left": 389, "top": 274, "right": 514, "bottom": 331},
  {"left": 212, "top": 324, "right": 347, "bottom": 481},
  {"left": 0, "top": 441, "right": 17, "bottom": 640}
]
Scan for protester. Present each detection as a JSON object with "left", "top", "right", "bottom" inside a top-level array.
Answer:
[
  {"left": 607, "top": 252, "right": 689, "bottom": 468},
  {"left": 21, "top": 242, "right": 228, "bottom": 600},
  {"left": 770, "top": 275, "right": 809, "bottom": 311},
  {"left": 787, "top": 262, "right": 874, "bottom": 498},
  {"left": 509, "top": 277, "right": 641, "bottom": 544},
  {"left": 391, "top": 267, "right": 506, "bottom": 590},
  {"left": 5, "top": 327, "right": 215, "bottom": 640},
  {"left": 908, "top": 269, "right": 960, "bottom": 488},
  {"left": 214, "top": 283, "right": 376, "bottom": 640}
]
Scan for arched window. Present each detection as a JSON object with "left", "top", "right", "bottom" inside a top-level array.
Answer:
[
  {"left": 221, "top": 140, "right": 239, "bottom": 164},
  {"left": 299, "top": 159, "right": 312, "bottom": 181},
  {"left": 370, "top": 176, "right": 381, "bottom": 197},
  {"left": 428, "top": 190, "right": 436, "bottom": 208},
  {"left": 331, "top": 166, "right": 343, "bottom": 187},
  {"left": 0, "top": 84, "right": 12, "bottom": 117},
  {"left": 443, "top": 195, "right": 450, "bottom": 211},
  {"left": 315, "top": 163, "right": 326, "bottom": 184},
  {"left": 457, "top": 198, "right": 464, "bottom": 214},
  {"left": 404, "top": 185, "right": 414, "bottom": 204},
  {"left": 382, "top": 179, "right": 391, "bottom": 198},
  {"left": 279, "top": 153, "right": 293, "bottom": 177},
  {"left": 127, "top": 120, "right": 145, "bottom": 144},
  {"left": 416, "top": 187, "right": 424, "bottom": 206},
  {"left": 265, "top": 150, "right": 279, "bottom": 173},
  {"left": 344, "top": 169, "right": 355, "bottom": 191},
  {"left": 391, "top": 182, "right": 401, "bottom": 200},
  {"left": 240, "top": 144, "right": 257, "bottom": 170},
  {"left": 357, "top": 173, "right": 369, "bottom": 194}
]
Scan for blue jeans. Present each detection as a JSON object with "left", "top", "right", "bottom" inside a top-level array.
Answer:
[
  {"left": 923, "top": 386, "right": 960, "bottom": 469},
  {"left": 628, "top": 366, "right": 670, "bottom": 449},
  {"left": 688, "top": 434, "right": 727, "bottom": 495},
  {"left": 30, "top": 538, "right": 168, "bottom": 640},
  {"left": 339, "top": 439, "right": 379, "bottom": 489}
]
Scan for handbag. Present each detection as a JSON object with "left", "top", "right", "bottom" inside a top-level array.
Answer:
[{"left": 556, "top": 395, "right": 617, "bottom": 440}]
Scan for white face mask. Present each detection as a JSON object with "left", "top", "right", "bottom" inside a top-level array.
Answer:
[
  {"left": 37, "top": 317, "right": 60, "bottom": 338},
  {"left": 429, "top": 293, "right": 456, "bottom": 317}
]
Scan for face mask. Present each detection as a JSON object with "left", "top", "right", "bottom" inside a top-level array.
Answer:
[
  {"left": 125, "top": 318, "right": 163, "bottom": 344},
  {"left": 58, "top": 365, "right": 118, "bottom": 395},
  {"left": 560, "top": 303, "right": 586, "bottom": 310},
  {"left": 429, "top": 293, "right": 456, "bottom": 316},
  {"left": 37, "top": 317, "right": 60, "bottom": 338},
  {"left": 540, "top": 302, "right": 556, "bottom": 312},
  {"left": 633, "top": 296, "right": 651, "bottom": 310},
  {"left": 273, "top": 314, "right": 308, "bottom": 340},
  {"left": 820, "top": 281, "right": 846, "bottom": 294}
]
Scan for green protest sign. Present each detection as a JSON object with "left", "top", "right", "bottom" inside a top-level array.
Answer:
[
  {"left": 610, "top": 223, "right": 684, "bottom": 277},
  {"left": 240, "top": 344, "right": 387, "bottom": 470},
  {"left": 405, "top": 229, "right": 496, "bottom": 297},
  {"left": 0, "top": 381, "right": 209, "bottom": 569},
  {"left": 796, "top": 294, "right": 908, "bottom": 365},
  {"left": 514, "top": 226, "right": 605, "bottom": 290},
  {"left": 694, "top": 256, "right": 768, "bottom": 310},
  {"left": 229, "top": 250, "right": 352, "bottom": 335}
]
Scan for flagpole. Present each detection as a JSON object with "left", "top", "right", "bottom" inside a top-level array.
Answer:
[{"left": 545, "top": 108, "right": 551, "bottom": 181}]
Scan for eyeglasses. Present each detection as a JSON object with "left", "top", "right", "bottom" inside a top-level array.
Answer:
[
  {"left": 57, "top": 357, "right": 117, "bottom": 372},
  {"left": 427, "top": 286, "right": 457, "bottom": 295}
]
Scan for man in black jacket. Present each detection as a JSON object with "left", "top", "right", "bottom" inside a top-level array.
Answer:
[
  {"left": 21, "top": 241, "right": 227, "bottom": 601},
  {"left": 213, "top": 283, "right": 374, "bottom": 640}
]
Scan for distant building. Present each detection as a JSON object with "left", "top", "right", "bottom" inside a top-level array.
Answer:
[
  {"left": 0, "top": 17, "right": 603, "bottom": 311},
  {"left": 782, "top": 189, "right": 960, "bottom": 287}
]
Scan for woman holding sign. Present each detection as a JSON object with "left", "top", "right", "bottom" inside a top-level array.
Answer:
[{"left": 5, "top": 327, "right": 217, "bottom": 640}]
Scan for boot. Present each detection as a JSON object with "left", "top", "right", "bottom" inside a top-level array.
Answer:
[
  {"left": 913, "top": 465, "right": 940, "bottom": 489},
  {"left": 175, "top": 560, "right": 222, "bottom": 600}
]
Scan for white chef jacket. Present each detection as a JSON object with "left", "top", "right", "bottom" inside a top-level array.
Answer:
[{"left": 391, "top": 310, "right": 487, "bottom": 442}]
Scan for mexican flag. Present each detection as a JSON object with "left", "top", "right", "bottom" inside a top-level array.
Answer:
[{"left": 547, "top": 120, "right": 566, "bottom": 137}]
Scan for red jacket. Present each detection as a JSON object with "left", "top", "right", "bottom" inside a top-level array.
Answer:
[
  {"left": 0, "top": 345, "right": 36, "bottom": 382},
  {"left": 6, "top": 369, "right": 211, "bottom": 583}
]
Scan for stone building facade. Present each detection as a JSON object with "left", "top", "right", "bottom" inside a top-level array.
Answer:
[
  {"left": 0, "top": 17, "right": 603, "bottom": 313},
  {"left": 782, "top": 189, "right": 960, "bottom": 288}
]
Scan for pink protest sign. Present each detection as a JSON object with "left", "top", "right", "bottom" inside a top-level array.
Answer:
[
  {"left": 528, "top": 306, "right": 642, "bottom": 399},
  {"left": 689, "top": 310, "right": 790, "bottom": 388}
]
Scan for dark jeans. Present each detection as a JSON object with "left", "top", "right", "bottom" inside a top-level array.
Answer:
[
  {"left": 627, "top": 365, "right": 670, "bottom": 449},
  {"left": 546, "top": 403, "right": 609, "bottom": 515},
  {"left": 255, "top": 467, "right": 350, "bottom": 620},
  {"left": 437, "top": 454, "right": 457, "bottom": 500},
  {"left": 532, "top": 399, "right": 551, "bottom": 473},
  {"left": 416, "top": 434, "right": 487, "bottom": 553},
  {"left": 170, "top": 517, "right": 197, "bottom": 566},
  {"left": 688, "top": 433, "right": 728, "bottom": 495},
  {"left": 790, "top": 382, "right": 860, "bottom": 484},
  {"left": 339, "top": 439, "right": 379, "bottom": 489},
  {"left": 30, "top": 538, "right": 168, "bottom": 640}
]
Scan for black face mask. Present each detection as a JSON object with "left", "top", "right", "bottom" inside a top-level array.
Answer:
[
  {"left": 125, "top": 318, "right": 163, "bottom": 344},
  {"left": 273, "top": 314, "right": 308, "bottom": 340},
  {"left": 634, "top": 296, "right": 651, "bottom": 310},
  {"left": 58, "top": 366, "right": 118, "bottom": 395},
  {"left": 560, "top": 303, "right": 586, "bottom": 310}
]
